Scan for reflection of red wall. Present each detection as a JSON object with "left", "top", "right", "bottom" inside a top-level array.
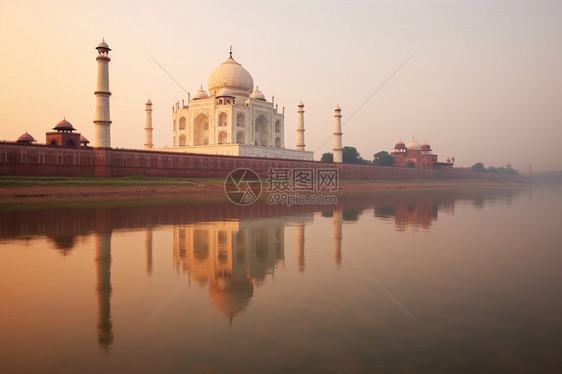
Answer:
[{"left": 0, "top": 142, "right": 521, "bottom": 181}]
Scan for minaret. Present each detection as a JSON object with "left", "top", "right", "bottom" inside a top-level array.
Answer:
[
  {"left": 94, "top": 39, "right": 112, "bottom": 148},
  {"left": 144, "top": 99, "right": 153, "bottom": 150},
  {"left": 333, "top": 106, "right": 343, "bottom": 163},
  {"left": 296, "top": 101, "right": 305, "bottom": 151}
]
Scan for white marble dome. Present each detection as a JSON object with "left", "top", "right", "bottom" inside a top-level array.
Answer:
[
  {"left": 250, "top": 88, "right": 266, "bottom": 100},
  {"left": 192, "top": 88, "right": 209, "bottom": 100},
  {"left": 217, "top": 87, "right": 234, "bottom": 97},
  {"left": 406, "top": 138, "right": 421, "bottom": 151},
  {"left": 208, "top": 56, "right": 254, "bottom": 94}
]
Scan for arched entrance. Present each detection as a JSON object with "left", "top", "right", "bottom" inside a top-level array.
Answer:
[
  {"left": 237, "top": 113, "right": 245, "bottom": 127},
  {"left": 236, "top": 131, "right": 245, "bottom": 144},
  {"left": 193, "top": 113, "right": 209, "bottom": 146},
  {"left": 218, "top": 112, "right": 227, "bottom": 127},
  {"left": 179, "top": 134, "right": 186, "bottom": 146},
  {"left": 255, "top": 114, "right": 269, "bottom": 146},
  {"left": 218, "top": 131, "right": 228, "bottom": 144}
]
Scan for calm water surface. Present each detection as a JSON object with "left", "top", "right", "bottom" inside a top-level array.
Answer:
[{"left": 1, "top": 187, "right": 561, "bottom": 373}]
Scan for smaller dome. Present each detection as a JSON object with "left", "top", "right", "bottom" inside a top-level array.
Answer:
[
  {"left": 406, "top": 138, "right": 421, "bottom": 151},
  {"left": 217, "top": 87, "right": 234, "bottom": 97},
  {"left": 421, "top": 142, "right": 431, "bottom": 151},
  {"left": 146, "top": 98, "right": 152, "bottom": 105},
  {"left": 80, "top": 135, "right": 90, "bottom": 145},
  {"left": 53, "top": 119, "right": 75, "bottom": 132},
  {"left": 17, "top": 131, "right": 36, "bottom": 144},
  {"left": 192, "top": 88, "right": 209, "bottom": 100},
  {"left": 250, "top": 88, "right": 266, "bottom": 101},
  {"left": 335, "top": 105, "right": 341, "bottom": 111},
  {"left": 395, "top": 140, "right": 405, "bottom": 149},
  {"left": 96, "top": 40, "right": 110, "bottom": 51}
]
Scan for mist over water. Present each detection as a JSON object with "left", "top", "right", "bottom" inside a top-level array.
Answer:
[{"left": 1, "top": 187, "right": 561, "bottom": 373}]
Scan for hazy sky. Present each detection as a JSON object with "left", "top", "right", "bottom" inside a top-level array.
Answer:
[{"left": 1, "top": 0, "right": 561, "bottom": 171}]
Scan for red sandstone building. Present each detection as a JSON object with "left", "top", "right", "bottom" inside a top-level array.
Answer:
[
  {"left": 45, "top": 119, "right": 89, "bottom": 147},
  {"left": 392, "top": 138, "right": 453, "bottom": 169}
]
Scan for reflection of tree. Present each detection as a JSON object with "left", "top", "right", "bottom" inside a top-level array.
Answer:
[
  {"left": 50, "top": 236, "right": 76, "bottom": 256},
  {"left": 342, "top": 209, "right": 362, "bottom": 222},
  {"left": 473, "top": 199, "right": 485, "bottom": 209},
  {"left": 374, "top": 206, "right": 394, "bottom": 219}
]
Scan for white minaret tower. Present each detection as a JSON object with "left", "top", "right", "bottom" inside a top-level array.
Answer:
[
  {"left": 144, "top": 99, "right": 153, "bottom": 150},
  {"left": 94, "top": 39, "right": 112, "bottom": 148},
  {"left": 296, "top": 101, "right": 305, "bottom": 151},
  {"left": 333, "top": 106, "right": 343, "bottom": 163}
]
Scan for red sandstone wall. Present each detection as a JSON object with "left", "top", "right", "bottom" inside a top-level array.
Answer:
[
  {"left": 0, "top": 142, "right": 522, "bottom": 182},
  {"left": 0, "top": 142, "right": 95, "bottom": 177}
]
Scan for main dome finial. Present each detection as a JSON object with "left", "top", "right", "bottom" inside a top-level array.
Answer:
[{"left": 229, "top": 45, "right": 232, "bottom": 58}]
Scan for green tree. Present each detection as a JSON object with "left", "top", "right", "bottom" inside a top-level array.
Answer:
[
  {"left": 372, "top": 151, "right": 394, "bottom": 166},
  {"left": 472, "top": 162, "right": 486, "bottom": 172},
  {"left": 342, "top": 146, "right": 364, "bottom": 164},
  {"left": 321, "top": 152, "right": 333, "bottom": 163}
]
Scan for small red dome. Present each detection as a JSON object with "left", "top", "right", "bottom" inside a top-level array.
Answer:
[
  {"left": 395, "top": 140, "right": 405, "bottom": 149},
  {"left": 80, "top": 135, "right": 90, "bottom": 145},
  {"left": 17, "top": 131, "right": 36, "bottom": 143},
  {"left": 53, "top": 119, "right": 75, "bottom": 132},
  {"left": 421, "top": 143, "right": 431, "bottom": 151}
]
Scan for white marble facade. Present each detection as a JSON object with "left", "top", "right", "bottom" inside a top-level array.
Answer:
[{"left": 165, "top": 52, "right": 313, "bottom": 161}]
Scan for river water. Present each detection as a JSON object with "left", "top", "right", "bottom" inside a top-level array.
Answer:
[{"left": 1, "top": 187, "right": 561, "bottom": 373}]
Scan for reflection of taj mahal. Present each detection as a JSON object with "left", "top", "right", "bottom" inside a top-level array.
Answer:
[{"left": 172, "top": 219, "right": 288, "bottom": 321}]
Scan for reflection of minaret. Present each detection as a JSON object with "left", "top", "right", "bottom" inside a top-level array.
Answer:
[
  {"left": 145, "top": 227, "right": 153, "bottom": 276},
  {"left": 297, "top": 223, "right": 305, "bottom": 272},
  {"left": 95, "top": 232, "right": 113, "bottom": 350},
  {"left": 333, "top": 210, "right": 342, "bottom": 266}
]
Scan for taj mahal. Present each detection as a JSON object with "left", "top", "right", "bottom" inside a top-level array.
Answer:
[{"left": 147, "top": 48, "right": 314, "bottom": 161}]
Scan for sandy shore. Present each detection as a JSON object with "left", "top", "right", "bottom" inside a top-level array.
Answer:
[{"left": 0, "top": 179, "right": 524, "bottom": 202}]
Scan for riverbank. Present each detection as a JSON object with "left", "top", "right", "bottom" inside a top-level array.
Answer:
[{"left": 0, "top": 176, "right": 527, "bottom": 202}]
